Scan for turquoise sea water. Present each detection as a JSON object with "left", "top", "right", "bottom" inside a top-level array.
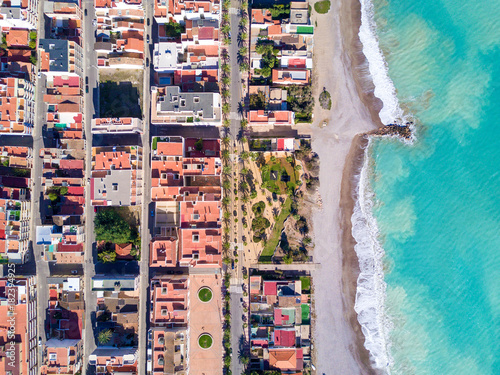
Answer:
[{"left": 365, "top": 0, "right": 500, "bottom": 374}]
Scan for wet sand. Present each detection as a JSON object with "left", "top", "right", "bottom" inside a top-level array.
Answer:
[{"left": 310, "top": 0, "right": 382, "bottom": 373}]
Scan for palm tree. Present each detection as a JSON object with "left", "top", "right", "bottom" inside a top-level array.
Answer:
[
  {"left": 239, "top": 62, "right": 249, "bottom": 72},
  {"left": 221, "top": 24, "right": 231, "bottom": 36},
  {"left": 222, "top": 89, "right": 230, "bottom": 99},
  {"left": 221, "top": 149, "right": 230, "bottom": 160},
  {"left": 221, "top": 76, "right": 230, "bottom": 86},
  {"left": 240, "top": 32, "right": 248, "bottom": 41},
  {"left": 223, "top": 118, "right": 230, "bottom": 128},
  {"left": 240, "top": 118, "right": 248, "bottom": 128},
  {"left": 223, "top": 180, "right": 231, "bottom": 190},
  {"left": 222, "top": 137, "right": 231, "bottom": 147},
  {"left": 98, "top": 329, "right": 112, "bottom": 345},
  {"left": 240, "top": 136, "right": 248, "bottom": 143},
  {"left": 222, "top": 64, "right": 230, "bottom": 74},
  {"left": 222, "top": 103, "right": 230, "bottom": 114},
  {"left": 238, "top": 46, "right": 248, "bottom": 56}
]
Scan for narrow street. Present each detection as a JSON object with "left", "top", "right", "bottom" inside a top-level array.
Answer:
[
  {"left": 33, "top": 0, "right": 49, "bottom": 370},
  {"left": 137, "top": 1, "right": 154, "bottom": 373},
  {"left": 82, "top": 1, "right": 98, "bottom": 374}
]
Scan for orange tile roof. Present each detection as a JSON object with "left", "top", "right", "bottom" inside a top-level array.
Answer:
[{"left": 6, "top": 29, "right": 29, "bottom": 47}]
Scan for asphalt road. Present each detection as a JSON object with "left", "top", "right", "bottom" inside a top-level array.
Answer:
[
  {"left": 137, "top": 2, "right": 154, "bottom": 374},
  {"left": 33, "top": 2, "right": 50, "bottom": 370},
  {"left": 82, "top": 1, "right": 98, "bottom": 374},
  {"left": 227, "top": 2, "right": 247, "bottom": 374}
]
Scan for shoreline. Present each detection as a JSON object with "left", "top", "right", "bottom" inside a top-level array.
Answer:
[{"left": 310, "top": 0, "right": 385, "bottom": 372}]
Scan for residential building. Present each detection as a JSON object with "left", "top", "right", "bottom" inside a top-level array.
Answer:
[
  {"left": 248, "top": 110, "right": 295, "bottom": 127},
  {"left": 94, "top": 0, "right": 145, "bottom": 68},
  {"left": 91, "top": 146, "right": 143, "bottom": 206},
  {"left": 150, "top": 137, "right": 222, "bottom": 269},
  {"left": 0, "top": 0, "right": 38, "bottom": 29},
  {"left": 39, "top": 39, "right": 84, "bottom": 77},
  {"left": 88, "top": 347, "right": 138, "bottom": 375},
  {"left": 92, "top": 117, "right": 143, "bottom": 134},
  {"left": 0, "top": 147, "right": 32, "bottom": 263},
  {"left": 45, "top": 277, "right": 84, "bottom": 352},
  {"left": 249, "top": 275, "right": 311, "bottom": 372},
  {"left": 43, "top": 0, "right": 83, "bottom": 45},
  {"left": 0, "top": 76, "right": 35, "bottom": 134},
  {"left": 272, "top": 68, "right": 310, "bottom": 85},
  {"left": 92, "top": 274, "right": 140, "bottom": 292},
  {"left": 0, "top": 276, "right": 38, "bottom": 375},
  {"left": 151, "top": 86, "right": 221, "bottom": 125},
  {"left": 40, "top": 339, "right": 83, "bottom": 375}
]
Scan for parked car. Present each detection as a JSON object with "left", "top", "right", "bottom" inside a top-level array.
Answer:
[
  {"left": 85, "top": 85, "right": 89, "bottom": 93},
  {"left": 85, "top": 76, "right": 88, "bottom": 84},
  {"left": 147, "top": 18, "right": 150, "bottom": 26},
  {"left": 84, "top": 9, "right": 87, "bottom": 16},
  {"left": 150, "top": 209, "right": 154, "bottom": 217},
  {"left": 147, "top": 35, "right": 150, "bottom": 43},
  {"left": 92, "top": 19, "right": 97, "bottom": 27},
  {"left": 71, "top": 270, "right": 78, "bottom": 274}
]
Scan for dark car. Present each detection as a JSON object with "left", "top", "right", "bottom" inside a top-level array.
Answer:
[
  {"left": 150, "top": 209, "right": 154, "bottom": 217},
  {"left": 84, "top": 9, "right": 87, "bottom": 16},
  {"left": 147, "top": 18, "right": 150, "bottom": 26},
  {"left": 146, "top": 58, "right": 149, "bottom": 67},
  {"left": 147, "top": 35, "right": 150, "bottom": 43},
  {"left": 85, "top": 76, "right": 88, "bottom": 84},
  {"left": 85, "top": 85, "right": 89, "bottom": 93}
]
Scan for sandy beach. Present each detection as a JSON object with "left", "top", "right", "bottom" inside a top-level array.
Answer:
[{"left": 310, "top": 0, "right": 383, "bottom": 373}]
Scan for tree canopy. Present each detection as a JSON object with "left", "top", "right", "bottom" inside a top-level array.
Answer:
[{"left": 94, "top": 209, "right": 132, "bottom": 244}]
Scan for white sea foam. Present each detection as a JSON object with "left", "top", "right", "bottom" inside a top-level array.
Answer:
[
  {"left": 358, "top": 0, "right": 404, "bottom": 125},
  {"left": 352, "top": 139, "right": 393, "bottom": 372}
]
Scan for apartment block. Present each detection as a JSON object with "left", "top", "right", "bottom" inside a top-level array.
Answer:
[
  {"left": 0, "top": 76, "right": 35, "bottom": 134},
  {"left": 151, "top": 86, "right": 221, "bottom": 125},
  {"left": 0, "top": 276, "right": 38, "bottom": 375},
  {"left": 150, "top": 137, "right": 222, "bottom": 269},
  {"left": 91, "top": 146, "right": 143, "bottom": 206},
  {"left": 39, "top": 39, "right": 84, "bottom": 77},
  {"left": 92, "top": 117, "right": 143, "bottom": 134}
]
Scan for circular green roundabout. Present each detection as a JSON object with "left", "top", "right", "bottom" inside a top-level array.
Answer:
[
  {"left": 198, "top": 287, "right": 213, "bottom": 303},
  {"left": 198, "top": 333, "right": 213, "bottom": 349}
]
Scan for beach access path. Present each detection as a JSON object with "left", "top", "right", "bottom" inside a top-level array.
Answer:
[{"left": 309, "top": 0, "right": 381, "bottom": 373}]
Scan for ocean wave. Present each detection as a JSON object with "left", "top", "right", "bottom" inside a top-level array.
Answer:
[
  {"left": 352, "top": 138, "right": 393, "bottom": 372},
  {"left": 358, "top": 0, "right": 405, "bottom": 125}
]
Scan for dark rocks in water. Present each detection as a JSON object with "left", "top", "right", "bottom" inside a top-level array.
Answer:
[{"left": 369, "top": 122, "right": 413, "bottom": 139}]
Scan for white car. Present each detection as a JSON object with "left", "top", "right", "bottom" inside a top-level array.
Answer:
[
  {"left": 92, "top": 19, "right": 97, "bottom": 27},
  {"left": 37, "top": 72, "right": 41, "bottom": 78}
]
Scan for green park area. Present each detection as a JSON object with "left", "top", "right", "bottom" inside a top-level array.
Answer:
[
  {"left": 94, "top": 207, "right": 141, "bottom": 262},
  {"left": 198, "top": 287, "right": 213, "bottom": 302},
  {"left": 260, "top": 157, "right": 299, "bottom": 195}
]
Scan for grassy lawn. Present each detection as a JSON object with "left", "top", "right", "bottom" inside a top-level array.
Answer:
[
  {"left": 259, "top": 197, "right": 292, "bottom": 262},
  {"left": 198, "top": 287, "right": 213, "bottom": 302},
  {"left": 152, "top": 137, "right": 158, "bottom": 151},
  {"left": 300, "top": 276, "right": 311, "bottom": 293},
  {"left": 261, "top": 158, "right": 298, "bottom": 195},
  {"left": 314, "top": 0, "right": 331, "bottom": 14},
  {"left": 198, "top": 334, "right": 213, "bottom": 349}
]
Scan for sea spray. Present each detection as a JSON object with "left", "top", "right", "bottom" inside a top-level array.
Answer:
[
  {"left": 358, "top": 0, "right": 404, "bottom": 125},
  {"left": 352, "top": 138, "right": 393, "bottom": 372}
]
